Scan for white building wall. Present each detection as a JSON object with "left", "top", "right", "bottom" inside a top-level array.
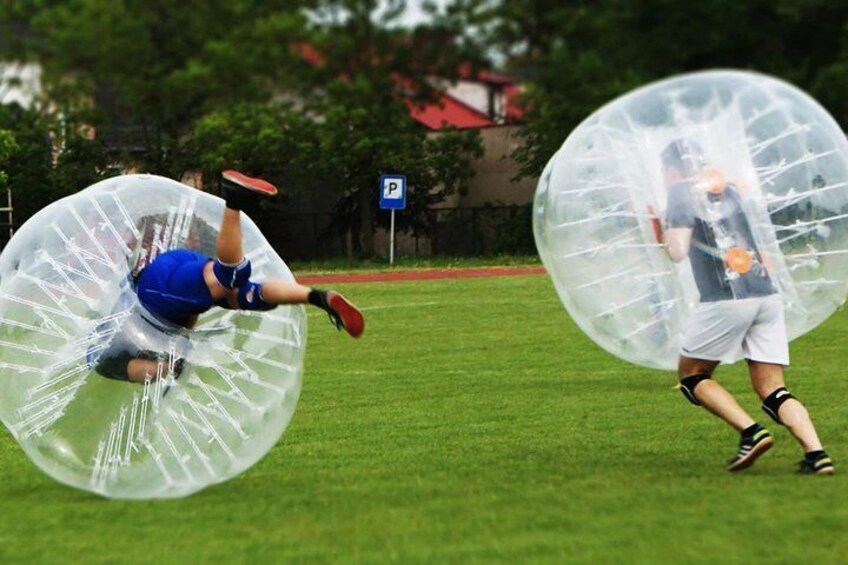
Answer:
[{"left": 0, "top": 63, "right": 42, "bottom": 109}]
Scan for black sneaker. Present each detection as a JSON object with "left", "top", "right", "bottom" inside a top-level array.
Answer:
[
  {"left": 799, "top": 452, "right": 834, "bottom": 475},
  {"left": 312, "top": 290, "right": 364, "bottom": 338},
  {"left": 221, "top": 170, "right": 278, "bottom": 210},
  {"left": 221, "top": 170, "right": 278, "bottom": 197},
  {"left": 727, "top": 428, "right": 773, "bottom": 472}
]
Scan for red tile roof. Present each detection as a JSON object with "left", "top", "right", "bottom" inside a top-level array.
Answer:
[
  {"left": 293, "top": 44, "right": 524, "bottom": 130},
  {"left": 406, "top": 92, "right": 495, "bottom": 130}
]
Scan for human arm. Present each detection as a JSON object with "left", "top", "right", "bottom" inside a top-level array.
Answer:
[
  {"left": 664, "top": 183, "right": 694, "bottom": 262},
  {"left": 665, "top": 228, "right": 692, "bottom": 262}
]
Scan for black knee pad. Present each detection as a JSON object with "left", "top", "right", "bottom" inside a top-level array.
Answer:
[
  {"left": 679, "top": 374, "right": 711, "bottom": 406},
  {"left": 213, "top": 258, "right": 252, "bottom": 289},
  {"left": 762, "top": 387, "right": 794, "bottom": 425},
  {"left": 238, "top": 281, "right": 276, "bottom": 311}
]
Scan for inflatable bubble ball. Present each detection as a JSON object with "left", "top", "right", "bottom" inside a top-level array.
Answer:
[
  {"left": 534, "top": 70, "right": 848, "bottom": 369},
  {"left": 0, "top": 174, "right": 306, "bottom": 499}
]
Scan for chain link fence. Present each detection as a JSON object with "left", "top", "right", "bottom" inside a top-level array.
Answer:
[
  {"left": 256, "top": 204, "right": 534, "bottom": 261},
  {"left": 427, "top": 204, "right": 534, "bottom": 256}
]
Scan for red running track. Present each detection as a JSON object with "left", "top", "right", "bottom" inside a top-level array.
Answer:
[{"left": 295, "top": 266, "right": 546, "bottom": 285}]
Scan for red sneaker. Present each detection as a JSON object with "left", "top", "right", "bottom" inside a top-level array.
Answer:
[
  {"left": 222, "top": 170, "right": 278, "bottom": 197},
  {"left": 326, "top": 291, "right": 365, "bottom": 338}
]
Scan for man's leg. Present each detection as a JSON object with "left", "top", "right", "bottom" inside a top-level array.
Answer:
[
  {"left": 249, "top": 279, "right": 365, "bottom": 338},
  {"left": 743, "top": 296, "right": 833, "bottom": 474},
  {"left": 206, "top": 171, "right": 278, "bottom": 297},
  {"left": 126, "top": 358, "right": 164, "bottom": 383},
  {"left": 217, "top": 170, "right": 279, "bottom": 264},
  {"left": 216, "top": 207, "right": 244, "bottom": 266},
  {"left": 211, "top": 172, "right": 364, "bottom": 337},
  {"left": 679, "top": 356, "right": 754, "bottom": 431},
  {"left": 679, "top": 356, "right": 772, "bottom": 471},
  {"left": 748, "top": 361, "right": 833, "bottom": 474},
  {"left": 257, "top": 279, "right": 310, "bottom": 304}
]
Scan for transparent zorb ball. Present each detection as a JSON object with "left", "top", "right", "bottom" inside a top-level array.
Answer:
[
  {"left": 0, "top": 175, "right": 306, "bottom": 498},
  {"left": 534, "top": 70, "right": 848, "bottom": 369}
]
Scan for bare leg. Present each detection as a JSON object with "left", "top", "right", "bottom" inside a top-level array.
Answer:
[
  {"left": 217, "top": 207, "right": 243, "bottom": 265},
  {"left": 256, "top": 279, "right": 364, "bottom": 337},
  {"left": 202, "top": 207, "right": 246, "bottom": 301},
  {"left": 126, "top": 358, "right": 165, "bottom": 383},
  {"left": 210, "top": 278, "right": 312, "bottom": 310},
  {"left": 679, "top": 356, "right": 756, "bottom": 432},
  {"left": 258, "top": 279, "right": 311, "bottom": 304},
  {"left": 748, "top": 361, "right": 823, "bottom": 452}
]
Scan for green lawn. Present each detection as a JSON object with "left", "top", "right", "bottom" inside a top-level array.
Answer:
[{"left": 1, "top": 273, "right": 847, "bottom": 563}]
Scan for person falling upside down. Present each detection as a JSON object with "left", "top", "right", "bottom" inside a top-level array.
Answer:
[
  {"left": 96, "top": 170, "right": 364, "bottom": 384},
  {"left": 660, "top": 138, "right": 833, "bottom": 476}
]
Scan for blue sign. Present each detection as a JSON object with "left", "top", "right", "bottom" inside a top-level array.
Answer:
[{"left": 379, "top": 175, "right": 407, "bottom": 210}]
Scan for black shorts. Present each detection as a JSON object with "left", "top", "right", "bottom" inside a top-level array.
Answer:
[{"left": 87, "top": 303, "right": 192, "bottom": 381}]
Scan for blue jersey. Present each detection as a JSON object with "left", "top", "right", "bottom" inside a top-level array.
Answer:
[{"left": 136, "top": 249, "right": 215, "bottom": 326}]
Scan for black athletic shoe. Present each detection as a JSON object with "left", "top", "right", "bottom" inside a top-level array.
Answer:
[
  {"left": 311, "top": 290, "right": 364, "bottom": 338},
  {"left": 221, "top": 170, "right": 278, "bottom": 209},
  {"left": 727, "top": 428, "right": 773, "bottom": 472},
  {"left": 799, "top": 452, "right": 834, "bottom": 475},
  {"left": 222, "top": 170, "right": 278, "bottom": 196}
]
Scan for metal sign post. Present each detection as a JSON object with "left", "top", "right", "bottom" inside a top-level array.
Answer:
[
  {"left": 389, "top": 208, "right": 396, "bottom": 264},
  {"left": 378, "top": 175, "right": 407, "bottom": 264}
]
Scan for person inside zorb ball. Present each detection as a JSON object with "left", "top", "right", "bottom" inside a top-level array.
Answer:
[
  {"left": 96, "top": 171, "right": 363, "bottom": 384},
  {"left": 0, "top": 171, "right": 364, "bottom": 499},
  {"left": 534, "top": 71, "right": 847, "bottom": 475}
]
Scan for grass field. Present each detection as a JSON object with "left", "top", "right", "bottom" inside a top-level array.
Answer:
[{"left": 1, "top": 272, "right": 848, "bottom": 563}]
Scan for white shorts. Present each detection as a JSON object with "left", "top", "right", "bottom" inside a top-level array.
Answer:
[{"left": 680, "top": 295, "right": 789, "bottom": 366}]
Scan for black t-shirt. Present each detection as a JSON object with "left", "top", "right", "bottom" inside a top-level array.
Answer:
[{"left": 666, "top": 181, "right": 775, "bottom": 302}]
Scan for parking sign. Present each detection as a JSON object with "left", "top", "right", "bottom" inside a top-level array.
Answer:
[{"left": 379, "top": 175, "right": 407, "bottom": 210}]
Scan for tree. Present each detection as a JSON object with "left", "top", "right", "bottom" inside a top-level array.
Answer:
[
  {"left": 2, "top": 0, "right": 313, "bottom": 178},
  {"left": 292, "top": 0, "right": 483, "bottom": 256},
  {"left": 3, "top": 0, "right": 484, "bottom": 257},
  {"left": 0, "top": 104, "right": 110, "bottom": 225},
  {"left": 0, "top": 127, "right": 15, "bottom": 189},
  {"left": 190, "top": 0, "right": 484, "bottom": 257},
  {"left": 454, "top": 0, "right": 848, "bottom": 178},
  {"left": 189, "top": 84, "right": 483, "bottom": 258},
  {"left": 0, "top": 105, "right": 54, "bottom": 224}
]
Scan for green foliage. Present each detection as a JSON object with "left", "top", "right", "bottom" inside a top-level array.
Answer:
[
  {"left": 0, "top": 106, "right": 54, "bottom": 223},
  {"left": 0, "top": 127, "right": 16, "bottom": 188},
  {"left": 2, "top": 1, "right": 483, "bottom": 257},
  {"left": 3, "top": 1, "right": 311, "bottom": 177},
  {"left": 289, "top": 2, "right": 484, "bottom": 256},
  {"left": 491, "top": 203, "right": 534, "bottom": 254},
  {"left": 187, "top": 1, "right": 484, "bottom": 257},
  {"left": 190, "top": 102, "right": 316, "bottom": 185},
  {"left": 0, "top": 105, "right": 111, "bottom": 225},
  {"left": 306, "top": 76, "right": 483, "bottom": 250},
  {"left": 456, "top": 0, "right": 848, "bottom": 178}
]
